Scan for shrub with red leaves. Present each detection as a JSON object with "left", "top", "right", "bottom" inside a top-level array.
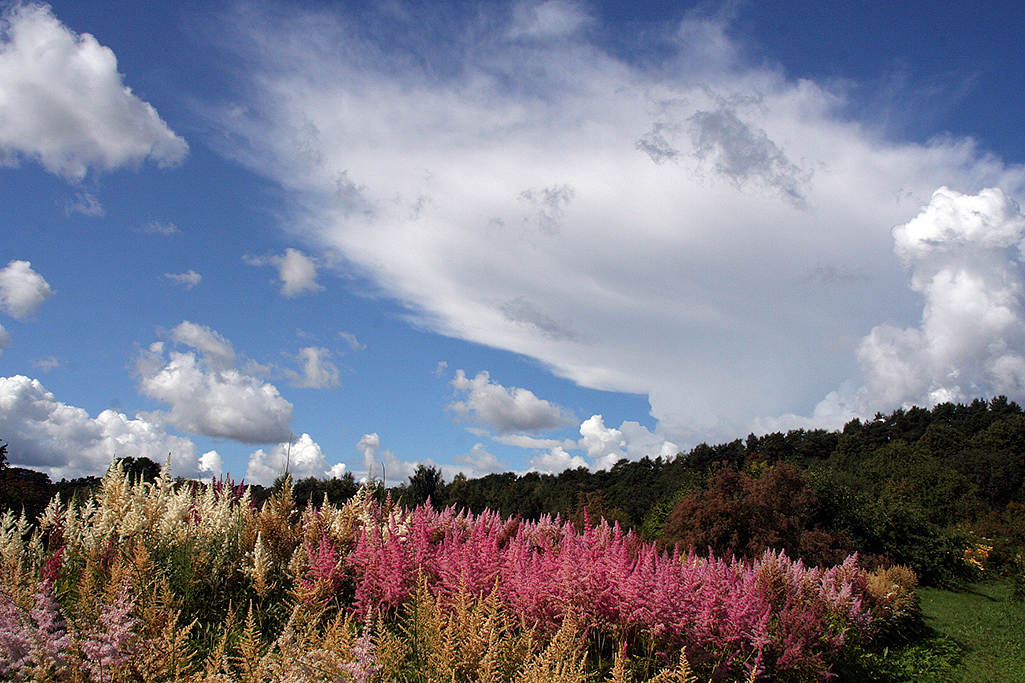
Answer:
[{"left": 662, "top": 462, "right": 851, "bottom": 567}]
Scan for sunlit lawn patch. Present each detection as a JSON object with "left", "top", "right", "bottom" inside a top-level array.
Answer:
[{"left": 917, "top": 580, "right": 1025, "bottom": 683}]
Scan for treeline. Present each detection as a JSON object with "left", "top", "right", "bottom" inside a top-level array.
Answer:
[
  {"left": 396, "top": 396, "right": 1025, "bottom": 587},
  {"left": 3, "top": 396, "right": 1025, "bottom": 587}
]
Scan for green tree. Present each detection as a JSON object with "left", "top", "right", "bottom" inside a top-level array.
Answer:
[
  {"left": 405, "top": 464, "right": 444, "bottom": 509},
  {"left": 115, "top": 456, "right": 162, "bottom": 483}
]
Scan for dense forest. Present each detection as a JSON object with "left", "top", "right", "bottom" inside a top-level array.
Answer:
[{"left": 4, "top": 396, "right": 1025, "bottom": 588}]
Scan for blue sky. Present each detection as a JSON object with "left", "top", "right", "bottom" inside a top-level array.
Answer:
[{"left": 2, "top": 0, "right": 1024, "bottom": 485}]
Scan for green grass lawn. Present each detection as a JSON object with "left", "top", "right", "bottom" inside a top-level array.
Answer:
[
  {"left": 841, "top": 579, "right": 1025, "bottom": 682},
  {"left": 915, "top": 579, "right": 1025, "bottom": 682}
]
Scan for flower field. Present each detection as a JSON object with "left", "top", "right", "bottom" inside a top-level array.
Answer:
[{"left": 1, "top": 464, "right": 919, "bottom": 682}]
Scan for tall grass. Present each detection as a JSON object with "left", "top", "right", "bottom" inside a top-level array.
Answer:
[{"left": 0, "top": 463, "right": 917, "bottom": 682}]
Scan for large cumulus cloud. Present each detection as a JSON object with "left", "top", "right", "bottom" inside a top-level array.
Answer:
[
  {"left": 852, "top": 188, "right": 1025, "bottom": 413},
  {"left": 0, "top": 374, "right": 199, "bottom": 480},
  {"left": 0, "top": 3, "right": 187, "bottom": 179},
  {"left": 214, "top": 0, "right": 1025, "bottom": 446},
  {"left": 246, "top": 433, "right": 345, "bottom": 486},
  {"left": 136, "top": 322, "right": 293, "bottom": 444}
]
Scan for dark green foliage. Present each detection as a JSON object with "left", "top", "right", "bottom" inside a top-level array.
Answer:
[
  {"left": 53, "top": 475, "right": 102, "bottom": 506},
  {"left": 0, "top": 465, "right": 53, "bottom": 520},
  {"left": 746, "top": 428, "right": 840, "bottom": 465},
  {"left": 960, "top": 416, "right": 1025, "bottom": 508},
  {"left": 402, "top": 464, "right": 444, "bottom": 509},
  {"left": 115, "top": 455, "right": 162, "bottom": 483},
  {"left": 0, "top": 440, "right": 54, "bottom": 519},
  {"left": 836, "top": 633, "right": 964, "bottom": 683},
  {"left": 290, "top": 471, "right": 359, "bottom": 509}
]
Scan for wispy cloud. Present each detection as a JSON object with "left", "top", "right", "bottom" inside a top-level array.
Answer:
[
  {"left": 215, "top": 1, "right": 1025, "bottom": 447},
  {"left": 285, "top": 346, "right": 340, "bottom": 388},
  {"left": 164, "top": 270, "right": 201, "bottom": 289},
  {"left": 33, "top": 355, "right": 59, "bottom": 372},
  {"left": 136, "top": 221, "right": 180, "bottom": 236},
  {"left": 339, "top": 331, "right": 366, "bottom": 351},
  {"left": 65, "top": 191, "right": 104, "bottom": 216}
]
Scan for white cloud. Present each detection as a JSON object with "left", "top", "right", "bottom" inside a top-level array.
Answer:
[
  {"left": 448, "top": 442, "right": 505, "bottom": 479},
  {"left": 577, "top": 414, "right": 625, "bottom": 470},
  {"left": 136, "top": 323, "right": 293, "bottom": 443},
  {"left": 0, "top": 260, "right": 54, "bottom": 319},
  {"left": 164, "top": 270, "right": 201, "bottom": 289},
  {"left": 286, "top": 346, "right": 340, "bottom": 388},
  {"left": 618, "top": 420, "right": 679, "bottom": 459},
  {"left": 529, "top": 446, "right": 588, "bottom": 474},
  {"left": 246, "top": 433, "right": 345, "bottom": 486},
  {"left": 169, "top": 321, "right": 235, "bottom": 369},
  {"left": 0, "top": 3, "right": 187, "bottom": 180},
  {"left": 355, "top": 432, "right": 418, "bottom": 484},
  {"left": 216, "top": 2, "right": 1025, "bottom": 448},
  {"left": 0, "top": 324, "right": 9, "bottom": 356},
  {"left": 519, "top": 414, "right": 677, "bottom": 472},
  {"left": 244, "top": 248, "right": 324, "bottom": 297},
  {"left": 357, "top": 432, "right": 380, "bottom": 478},
  {"left": 847, "top": 187, "right": 1025, "bottom": 414},
  {"left": 198, "top": 450, "right": 224, "bottom": 478},
  {"left": 0, "top": 374, "right": 199, "bottom": 480},
  {"left": 449, "top": 370, "right": 577, "bottom": 434}
]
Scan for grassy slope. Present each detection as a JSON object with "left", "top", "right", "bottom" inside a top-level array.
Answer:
[{"left": 917, "top": 580, "right": 1025, "bottom": 682}]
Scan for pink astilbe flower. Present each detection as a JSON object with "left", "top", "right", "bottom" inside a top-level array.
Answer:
[
  {"left": 0, "top": 581, "right": 71, "bottom": 680},
  {"left": 340, "top": 611, "right": 382, "bottom": 683},
  {"left": 0, "top": 592, "right": 32, "bottom": 676},
  {"left": 80, "top": 581, "right": 141, "bottom": 683},
  {"left": 299, "top": 534, "right": 345, "bottom": 607},
  {"left": 348, "top": 517, "right": 414, "bottom": 613},
  {"left": 342, "top": 503, "right": 875, "bottom": 681}
]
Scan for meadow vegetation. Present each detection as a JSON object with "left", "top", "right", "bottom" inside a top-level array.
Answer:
[
  {"left": 2, "top": 464, "right": 914, "bottom": 682},
  {"left": 2, "top": 397, "right": 1024, "bottom": 681}
]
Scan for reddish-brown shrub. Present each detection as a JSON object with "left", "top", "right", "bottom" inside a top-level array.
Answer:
[{"left": 662, "top": 462, "right": 851, "bottom": 566}]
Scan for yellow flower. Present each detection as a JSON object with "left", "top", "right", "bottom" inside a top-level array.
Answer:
[{"left": 963, "top": 542, "right": 993, "bottom": 572}]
